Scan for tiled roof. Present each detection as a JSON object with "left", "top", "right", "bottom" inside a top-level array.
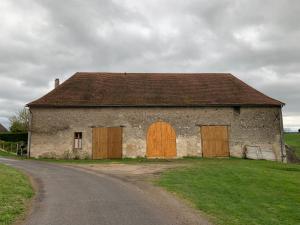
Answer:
[
  {"left": 28, "top": 72, "right": 283, "bottom": 107},
  {"left": 0, "top": 123, "right": 8, "bottom": 132}
]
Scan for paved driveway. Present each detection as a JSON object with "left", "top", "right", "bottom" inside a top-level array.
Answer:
[{"left": 0, "top": 158, "right": 210, "bottom": 225}]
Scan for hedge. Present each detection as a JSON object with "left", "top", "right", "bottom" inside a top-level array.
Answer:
[{"left": 0, "top": 132, "right": 28, "bottom": 142}]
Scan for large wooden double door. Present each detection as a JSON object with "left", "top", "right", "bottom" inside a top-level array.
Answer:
[
  {"left": 201, "top": 125, "right": 229, "bottom": 157},
  {"left": 92, "top": 127, "right": 122, "bottom": 159}
]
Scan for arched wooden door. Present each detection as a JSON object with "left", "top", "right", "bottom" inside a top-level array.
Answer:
[{"left": 147, "top": 121, "right": 176, "bottom": 158}]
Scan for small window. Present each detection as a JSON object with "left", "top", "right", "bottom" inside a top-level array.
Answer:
[
  {"left": 74, "top": 132, "right": 82, "bottom": 149},
  {"left": 233, "top": 106, "right": 241, "bottom": 115}
]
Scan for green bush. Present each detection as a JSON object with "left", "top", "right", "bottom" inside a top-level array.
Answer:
[{"left": 0, "top": 132, "right": 28, "bottom": 142}]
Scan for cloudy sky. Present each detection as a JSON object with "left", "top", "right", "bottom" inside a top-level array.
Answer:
[{"left": 0, "top": 0, "right": 299, "bottom": 130}]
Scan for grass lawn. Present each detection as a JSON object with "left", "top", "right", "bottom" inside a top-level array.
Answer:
[
  {"left": 31, "top": 156, "right": 197, "bottom": 164},
  {"left": 157, "top": 158, "right": 300, "bottom": 225},
  {"left": 0, "top": 150, "right": 17, "bottom": 157},
  {"left": 0, "top": 150, "right": 27, "bottom": 160},
  {"left": 0, "top": 163, "right": 34, "bottom": 225},
  {"left": 285, "top": 133, "right": 300, "bottom": 157}
]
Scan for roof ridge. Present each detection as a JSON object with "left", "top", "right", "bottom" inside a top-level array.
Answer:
[{"left": 75, "top": 72, "right": 232, "bottom": 75}]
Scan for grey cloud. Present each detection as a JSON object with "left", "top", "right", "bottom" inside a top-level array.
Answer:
[{"left": 0, "top": 0, "right": 299, "bottom": 129}]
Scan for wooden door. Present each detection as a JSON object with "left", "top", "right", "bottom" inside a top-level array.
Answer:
[
  {"left": 92, "top": 127, "right": 108, "bottom": 159},
  {"left": 147, "top": 122, "right": 176, "bottom": 158},
  {"left": 201, "top": 126, "right": 229, "bottom": 157},
  {"left": 162, "top": 123, "right": 177, "bottom": 157},
  {"left": 92, "top": 127, "right": 122, "bottom": 159},
  {"left": 107, "top": 127, "right": 123, "bottom": 159}
]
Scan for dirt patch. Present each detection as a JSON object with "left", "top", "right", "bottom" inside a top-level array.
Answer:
[{"left": 67, "top": 162, "right": 186, "bottom": 181}]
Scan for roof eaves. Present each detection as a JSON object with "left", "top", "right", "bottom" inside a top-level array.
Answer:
[{"left": 27, "top": 103, "right": 283, "bottom": 108}]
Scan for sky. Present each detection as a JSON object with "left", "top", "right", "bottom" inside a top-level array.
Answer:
[{"left": 0, "top": 0, "right": 299, "bottom": 130}]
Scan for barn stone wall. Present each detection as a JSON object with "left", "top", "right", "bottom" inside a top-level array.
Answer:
[{"left": 29, "top": 106, "right": 284, "bottom": 161}]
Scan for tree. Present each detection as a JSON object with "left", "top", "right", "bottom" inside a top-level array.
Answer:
[{"left": 9, "top": 108, "right": 29, "bottom": 133}]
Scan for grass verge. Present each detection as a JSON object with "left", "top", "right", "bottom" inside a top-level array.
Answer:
[
  {"left": 0, "top": 150, "right": 27, "bottom": 160},
  {"left": 33, "top": 156, "right": 201, "bottom": 164},
  {"left": 0, "top": 150, "right": 17, "bottom": 158},
  {"left": 0, "top": 163, "right": 34, "bottom": 225},
  {"left": 285, "top": 133, "right": 300, "bottom": 157},
  {"left": 157, "top": 158, "right": 300, "bottom": 225},
  {"left": 0, "top": 150, "right": 202, "bottom": 164}
]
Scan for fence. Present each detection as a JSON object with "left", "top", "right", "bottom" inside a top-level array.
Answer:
[
  {"left": 0, "top": 140, "right": 26, "bottom": 155},
  {"left": 286, "top": 145, "right": 300, "bottom": 164}
]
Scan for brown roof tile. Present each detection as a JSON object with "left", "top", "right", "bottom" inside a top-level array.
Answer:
[
  {"left": 27, "top": 72, "right": 283, "bottom": 107},
  {"left": 0, "top": 123, "right": 8, "bottom": 132}
]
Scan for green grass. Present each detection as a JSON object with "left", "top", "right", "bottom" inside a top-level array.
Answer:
[
  {"left": 0, "top": 140, "right": 27, "bottom": 155},
  {"left": 0, "top": 150, "right": 16, "bottom": 157},
  {"left": 0, "top": 163, "right": 34, "bottom": 225},
  {"left": 33, "top": 156, "right": 199, "bottom": 164},
  {"left": 157, "top": 159, "right": 300, "bottom": 225},
  {"left": 285, "top": 133, "right": 300, "bottom": 157},
  {"left": 0, "top": 150, "right": 27, "bottom": 160}
]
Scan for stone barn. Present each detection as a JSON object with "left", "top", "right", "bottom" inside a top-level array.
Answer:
[{"left": 27, "top": 72, "right": 285, "bottom": 161}]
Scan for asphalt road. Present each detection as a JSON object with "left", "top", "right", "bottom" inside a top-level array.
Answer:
[{"left": 0, "top": 157, "right": 209, "bottom": 225}]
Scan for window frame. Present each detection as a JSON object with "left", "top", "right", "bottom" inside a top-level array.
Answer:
[{"left": 74, "top": 132, "right": 83, "bottom": 149}]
